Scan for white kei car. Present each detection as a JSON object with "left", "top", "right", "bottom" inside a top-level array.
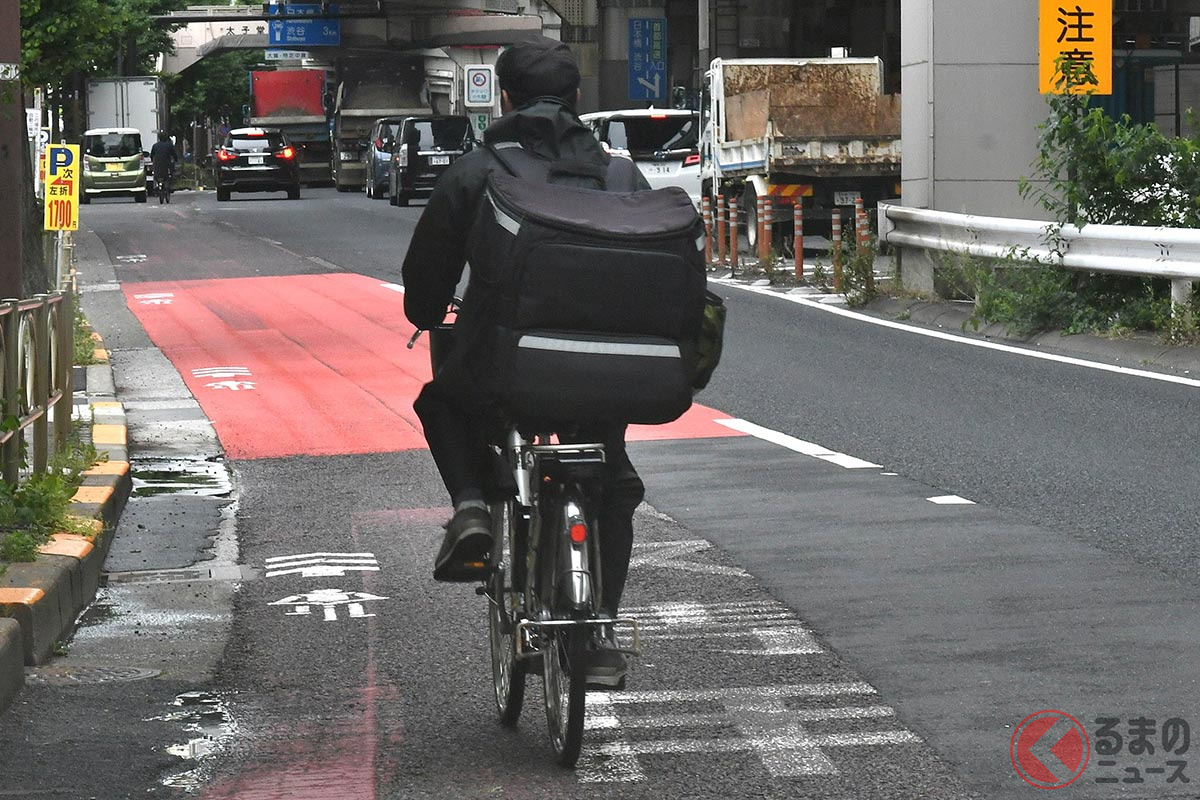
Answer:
[{"left": 579, "top": 108, "right": 701, "bottom": 208}]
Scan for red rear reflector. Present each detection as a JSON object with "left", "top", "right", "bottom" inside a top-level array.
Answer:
[
  {"left": 278, "top": 146, "right": 296, "bottom": 160},
  {"left": 684, "top": 153, "right": 700, "bottom": 166},
  {"left": 569, "top": 523, "right": 587, "bottom": 543}
]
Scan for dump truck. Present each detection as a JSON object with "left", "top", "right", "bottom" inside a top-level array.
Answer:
[
  {"left": 330, "top": 60, "right": 428, "bottom": 192},
  {"left": 701, "top": 57, "right": 901, "bottom": 248},
  {"left": 249, "top": 69, "right": 332, "bottom": 185}
]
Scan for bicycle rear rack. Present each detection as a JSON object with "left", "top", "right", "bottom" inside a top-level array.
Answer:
[{"left": 514, "top": 617, "right": 641, "bottom": 660}]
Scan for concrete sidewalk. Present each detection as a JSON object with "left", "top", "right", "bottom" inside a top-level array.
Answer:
[{"left": 0, "top": 341, "right": 132, "bottom": 714}]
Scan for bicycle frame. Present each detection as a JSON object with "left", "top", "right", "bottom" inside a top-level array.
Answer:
[{"left": 499, "top": 428, "right": 641, "bottom": 660}]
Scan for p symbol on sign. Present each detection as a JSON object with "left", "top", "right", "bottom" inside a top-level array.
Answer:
[{"left": 49, "top": 147, "right": 74, "bottom": 174}]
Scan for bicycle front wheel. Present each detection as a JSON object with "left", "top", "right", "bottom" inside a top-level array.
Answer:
[
  {"left": 543, "top": 624, "right": 588, "bottom": 767},
  {"left": 488, "top": 500, "right": 525, "bottom": 726}
]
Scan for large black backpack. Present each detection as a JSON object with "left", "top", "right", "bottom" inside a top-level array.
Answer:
[{"left": 458, "top": 143, "right": 708, "bottom": 428}]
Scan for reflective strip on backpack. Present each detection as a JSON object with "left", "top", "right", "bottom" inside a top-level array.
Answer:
[
  {"left": 518, "top": 335, "right": 680, "bottom": 358},
  {"left": 487, "top": 190, "right": 522, "bottom": 236}
]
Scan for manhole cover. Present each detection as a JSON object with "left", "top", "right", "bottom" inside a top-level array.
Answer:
[{"left": 25, "top": 666, "right": 161, "bottom": 686}]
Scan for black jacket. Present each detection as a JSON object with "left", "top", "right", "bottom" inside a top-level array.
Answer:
[
  {"left": 149, "top": 140, "right": 177, "bottom": 177},
  {"left": 401, "top": 99, "right": 650, "bottom": 331}
]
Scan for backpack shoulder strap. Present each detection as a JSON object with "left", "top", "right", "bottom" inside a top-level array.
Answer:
[{"left": 602, "top": 154, "right": 640, "bottom": 193}]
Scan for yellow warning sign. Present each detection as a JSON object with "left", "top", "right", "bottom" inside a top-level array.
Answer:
[
  {"left": 1040, "top": 1, "right": 1112, "bottom": 95},
  {"left": 43, "top": 144, "right": 80, "bottom": 231}
]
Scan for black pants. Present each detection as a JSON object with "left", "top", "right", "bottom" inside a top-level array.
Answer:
[{"left": 414, "top": 378, "right": 645, "bottom": 615}]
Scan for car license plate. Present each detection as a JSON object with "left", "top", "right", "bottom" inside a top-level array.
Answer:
[
  {"left": 105, "top": 164, "right": 123, "bottom": 172},
  {"left": 834, "top": 191, "right": 861, "bottom": 206},
  {"left": 249, "top": 155, "right": 264, "bottom": 165},
  {"left": 648, "top": 164, "right": 674, "bottom": 175},
  {"left": 429, "top": 155, "right": 450, "bottom": 166}
]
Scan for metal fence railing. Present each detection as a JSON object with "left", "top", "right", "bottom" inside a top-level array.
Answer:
[
  {"left": 878, "top": 203, "right": 1199, "bottom": 309},
  {"left": 1, "top": 242, "right": 76, "bottom": 487}
]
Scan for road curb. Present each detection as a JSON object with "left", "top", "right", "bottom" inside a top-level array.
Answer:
[{"left": 0, "top": 340, "right": 131, "bottom": 714}]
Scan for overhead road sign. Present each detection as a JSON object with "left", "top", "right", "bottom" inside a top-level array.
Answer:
[
  {"left": 1039, "top": 0, "right": 1111, "bottom": 95},
  {"left": 268, "top": 3, "right": 340, "bottom": 47},
  {"left": 628, "top": 18, "right": 667, "bottom": 102}
]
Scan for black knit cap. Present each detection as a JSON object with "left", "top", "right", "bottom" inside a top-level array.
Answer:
[{"left": 495, "top": 35, "right": 580, "bottom": 106}]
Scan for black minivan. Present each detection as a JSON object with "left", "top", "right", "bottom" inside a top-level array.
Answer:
[{"left": 388, "top": 115, "right": 474, "bottom": 207}]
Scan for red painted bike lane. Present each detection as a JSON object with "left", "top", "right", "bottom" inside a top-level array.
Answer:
[{"left": 124, "top": 272, "right": 743, "bottom": 460}]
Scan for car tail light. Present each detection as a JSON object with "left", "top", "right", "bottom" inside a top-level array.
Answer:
[
  {"left": 375, "top": 137, "right": 385, "bottom": 150},
  {"left": 216, "top": 148, "right": 236, "bottom": 162},
  {"left": 684, "top": 153, "right": 701, "bottom": 166},
  {"left": 650, "top": 113, "right": 667, "bottom": 119},
  {"left": 277, "top": 146, "right": 296, "bottom": 160}
]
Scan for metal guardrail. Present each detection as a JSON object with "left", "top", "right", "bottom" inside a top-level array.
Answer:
[
  {"left": 1, "top": 253, "right": 75, "bottom": 487},
  {"left": 878, "top": 203, "right": 1199, "bottom": 307}
]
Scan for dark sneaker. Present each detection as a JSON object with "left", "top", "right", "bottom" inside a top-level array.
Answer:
[
  {"left": 585, "top": 628, "right": 628, "bottom": 689},
  {"left": 432, "top": 506, "right": 493, "bottom": 582}
]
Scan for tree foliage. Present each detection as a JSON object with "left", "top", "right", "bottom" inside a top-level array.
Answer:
[
  {"left": 1020, "top": 93, "right": 1200, "bottom": 228},
  {"left": 169, "top": 51, "right": 261, "bottom": 129},
  {"left": 20, "top": 0, "right": 185, "bottom": 87}
]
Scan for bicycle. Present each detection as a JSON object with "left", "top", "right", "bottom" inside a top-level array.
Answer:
[
  {"left": 410, "top": 319, "right": 641, "bottom": 767},
  {"left": 156, "top": 169, "right": 173, "bottom": 204}
]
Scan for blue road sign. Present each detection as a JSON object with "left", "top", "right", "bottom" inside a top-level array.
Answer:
[
  {"left": 628, "top": 18, "right": 667, "bottom": 101},
  {"left": 268, "top": 3, "right": 340, "bottom": 47}
]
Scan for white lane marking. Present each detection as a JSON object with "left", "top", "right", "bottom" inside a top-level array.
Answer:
[
  {"left": 720, "top": 278, "right": 1200, "bottom": 389},
  {"left": 265, "top": 552, "right": 381, "bottom": 578},
  {"left": 380, "top": 282, "right": 405, "bottom": 293},
  {"left": 578, "top": 683, "right": 920, "bottom": 782},
  {"left": 608, "top": 682, "right": 876, "bottom": 704},
  {"left": 625, "top": 600, "right": 825, "bottom": 654},
  {"left": 578, "top": 694, "right": 646, "bottom": 783},
  {"left": 585, "top": 705, "right": 897, "bottom": 730},
  {"left": 133, "top": 292, "right": 174, "bottom": 305},
  {"left": 192, "top": 366, "right": 252, "bottom": 378},
  {"left": 927, "top": 495, "right": 975, "bottom": 505},
  {"left": 629, "top": 539, "right": 751, "bottom": 577},
  {"left": 715, "top": 418, "right": 882, "bottom": 469}
]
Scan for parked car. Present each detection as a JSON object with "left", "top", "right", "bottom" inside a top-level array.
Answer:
[
  {"left": 213, "top": 127, "right": 301, "bottom": 202},
  {"left": 579, "top": 108, "right": 701, "bottom": 208},
  {"left": 388, "top": 115, "right": 475, "bottom": 207},
  {"left": 80, "top": 127, "right": 147, "bottom": 204},
  {"left": 364, "top": 117, "right": 407, "bottom": 200}
]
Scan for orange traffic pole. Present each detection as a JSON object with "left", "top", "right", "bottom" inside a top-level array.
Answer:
[
  {"left": 763, "top": 196, "right": 774, "bottom": 262},
  {"left": 756, "top": 193, "right": 767, "bottom": 261},
  {"left": 716, "top": 195, "right": 727, "bottom": 267},
  {"left": 701, "top": 196, "right": 713, "bottom": 265},
  {"left": 728, "top": 196, "right": 739, "bottom": 274},
  {"left": 832, "top": 208, "right": 843, "bottom": 293},
  {"left": 793, "top": 202, "right": 804, "bottom": 281}
]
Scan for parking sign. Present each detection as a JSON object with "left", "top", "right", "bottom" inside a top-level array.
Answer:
[{"left": 44, "top": 144, "right": 80, "bottom": 231}]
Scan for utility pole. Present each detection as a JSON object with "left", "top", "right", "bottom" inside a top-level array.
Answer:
[{"left": 0, "top": 0, "right": 24, "bottom": 298}]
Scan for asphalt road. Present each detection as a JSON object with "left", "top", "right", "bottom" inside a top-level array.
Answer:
[{"left": 1, "top": 186, "right": 1198, "bottom": 799}]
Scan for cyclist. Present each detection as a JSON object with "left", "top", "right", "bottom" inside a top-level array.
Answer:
[
  {"left": 401, "top": 36, "right": 651, "bottom": 686},
  {"left": 149, "top": 131, "right": 178, "bottom": 204}
]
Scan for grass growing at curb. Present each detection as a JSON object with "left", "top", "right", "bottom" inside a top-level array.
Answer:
[
  {"left": 0, "top": 434, "right": 103, "bottom": 567},
  {"left": 1, "top": 307, "right": 106, "bottom": 575},
  {"left": 73, "top": 306, "right": 101, "bottom": 366}
]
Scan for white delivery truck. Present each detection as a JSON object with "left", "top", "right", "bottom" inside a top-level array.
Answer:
[
  {"left": 86, "top": 77, "right": 168, "bottom": 188},
  {"left": 701, "top": 57, "right": 901, "bottom": 250}
]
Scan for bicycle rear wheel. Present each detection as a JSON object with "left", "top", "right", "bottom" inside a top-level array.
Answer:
[
  {"left": 488, "top": 500, "right": 525, "bottom": 726},
  {"left": 543, "top": 624, "right": 588, "bottom": 767}
]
